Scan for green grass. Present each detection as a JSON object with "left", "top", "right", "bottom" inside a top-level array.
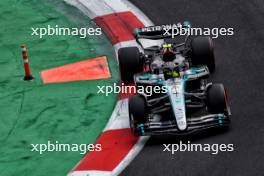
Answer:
[{"left": 0, "top": 0, "right": 118, "bottom": 175}]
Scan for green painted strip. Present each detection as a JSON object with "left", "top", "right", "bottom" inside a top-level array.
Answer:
[{"left": 0, "top": 0, "right": 118, "bottom": 176}]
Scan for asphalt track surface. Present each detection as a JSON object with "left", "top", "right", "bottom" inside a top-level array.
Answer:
[{"left": 121, "top": 0, "right": 264, "bottom": 176}]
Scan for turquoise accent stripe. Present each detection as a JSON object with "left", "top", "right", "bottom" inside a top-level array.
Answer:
[
  {"left": 218, "top": 114, "right": 223, "bottom": 126},
  {"left": 139, "top": 124, "right": 145, "bottom": 135}
]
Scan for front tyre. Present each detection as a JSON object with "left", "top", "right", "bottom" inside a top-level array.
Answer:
[
  {"left": 191, "top": 36, "right": 215, "bottom": 73},
  {"left": 206, "top": 84, "right": 228, "bottom": 113},
  {"left": 128, "top": 95, "right": 147, "bottom": 135}
]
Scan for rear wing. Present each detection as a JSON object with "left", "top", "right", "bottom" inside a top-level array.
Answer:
[{"left": 134, "top": 22, "right": 191, "bottom": 40}]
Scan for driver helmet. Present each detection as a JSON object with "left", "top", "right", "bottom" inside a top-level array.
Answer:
[{"left": 161, "top": 43, "right": 176, "bottom": 62}]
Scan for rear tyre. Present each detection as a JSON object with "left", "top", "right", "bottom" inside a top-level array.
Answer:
[
  {"left": 206, "top": 84, "right": 227, "bottom": 113},
  {"left": 118, "top": 47, "right": 143, "bottom": 83},
  {"left": 191, "top": 36, "right": 215, "bottom": 73},
  {"left": 128, "top": 95, "right": 147, "bottom": 135}
]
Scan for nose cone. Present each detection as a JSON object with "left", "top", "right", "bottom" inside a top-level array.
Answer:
[
  {"left": 165, "top": 78, "right": 187, "bottom": 131},
  {"left": 177, "top": 119, "right": 187, "bottom": 131}
]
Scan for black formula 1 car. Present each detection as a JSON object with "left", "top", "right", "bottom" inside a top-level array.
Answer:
[{"left": 118, "top": 23, "right": 231, "bottom": 136}]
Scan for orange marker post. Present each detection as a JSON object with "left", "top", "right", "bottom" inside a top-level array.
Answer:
[{"left": 21, "top": 44, "right": 33, "bottom": 81}]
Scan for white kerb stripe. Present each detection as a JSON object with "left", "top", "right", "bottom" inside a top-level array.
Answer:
[
  {"left": 112, "top": 136, "right": 149, "bottom": 176},
  {"left": 103, "top": 99, "right": 130, "bottom": 131},
  {"left": 68, "top": 170, "right": 111, "bottom": 176},
  {"left": 64, "top": 0, "right": 129, "bottom": 19}
]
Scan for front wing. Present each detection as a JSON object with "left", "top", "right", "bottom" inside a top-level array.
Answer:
[{"left": 135, "top": 113, "right": 230, "bottom": 136}]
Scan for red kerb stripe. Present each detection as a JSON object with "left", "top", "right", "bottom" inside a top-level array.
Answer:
[
  {"left": 73, "top": 128, "right": 138, "bottom": 171},
  {"left": 94, "top": 12, "right": 144, "bottom": 45}
]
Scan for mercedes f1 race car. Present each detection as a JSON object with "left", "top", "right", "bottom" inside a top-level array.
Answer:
[{"left": 118, "top": 23, "right": 231, "bottom": 136}]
